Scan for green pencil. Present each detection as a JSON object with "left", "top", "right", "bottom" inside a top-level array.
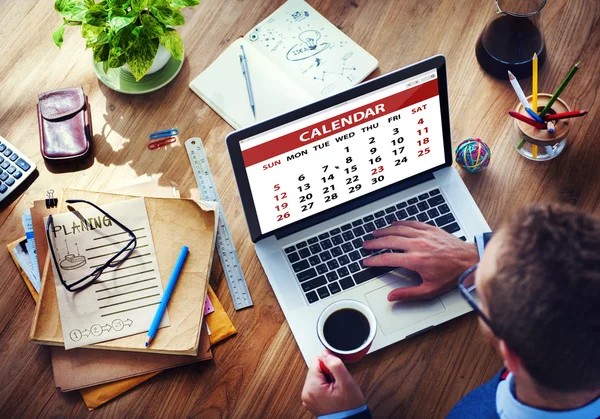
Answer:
[{"left": 539, "top": 61, "right": 581, "bottom": 117}]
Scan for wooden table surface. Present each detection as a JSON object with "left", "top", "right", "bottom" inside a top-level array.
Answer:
[{"left": 1, "top": 0, "right": 599, "bottom": 417}]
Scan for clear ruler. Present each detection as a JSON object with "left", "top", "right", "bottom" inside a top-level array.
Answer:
[{"left": 185, "top": 138, "right": 253, "bottom": 310}]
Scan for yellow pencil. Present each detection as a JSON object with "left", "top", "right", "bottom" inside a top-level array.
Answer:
[
  {"left": 531, "top": 53, "right": 539, "bottom": 160},
  {"left": 532, "top": 53, "right": 538, "bottom": 112}
]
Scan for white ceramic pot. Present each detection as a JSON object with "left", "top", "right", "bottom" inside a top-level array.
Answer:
[{"left": 122, "top": 44, "right": 171, "bottom": 76}]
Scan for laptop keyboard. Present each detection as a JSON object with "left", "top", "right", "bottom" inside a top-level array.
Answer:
[{"left": 283, "top": 188, "right": 466, "bottom": 305}]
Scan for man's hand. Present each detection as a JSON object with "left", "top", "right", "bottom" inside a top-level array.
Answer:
[
  {"left": 301, "top": 352, "right": 366, "bottom": 416},
  {"left": 363, "top": 220, "right": 478, "bottom": 301}
]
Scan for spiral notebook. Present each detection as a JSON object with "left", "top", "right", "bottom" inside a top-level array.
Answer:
[{"left": 189, "top": 0, "right": 378, "bottom": 129}]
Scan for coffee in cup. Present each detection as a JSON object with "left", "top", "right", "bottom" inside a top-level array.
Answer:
[{"left": 317, "top": 300, "right": 377, "bottom": 363}]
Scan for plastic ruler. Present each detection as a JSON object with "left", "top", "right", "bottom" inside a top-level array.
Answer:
[{"left": 185, "top": 137, "right": 253, "bottom": 310}]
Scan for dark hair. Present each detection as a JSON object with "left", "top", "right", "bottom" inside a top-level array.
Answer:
[{"left": 488, "top": 203, "right": 600, "bottom": 392}]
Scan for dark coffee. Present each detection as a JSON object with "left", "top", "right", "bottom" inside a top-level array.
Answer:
[
  {"left": 476, "top": 15, "right": 546, "bottom": 79},
  {"left": 323, "top": 308, "right": 370, "bottom": 351}
]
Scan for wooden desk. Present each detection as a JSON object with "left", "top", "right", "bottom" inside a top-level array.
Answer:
[{"left": 1, "top": 0, "right": 598, "bottom": 416}]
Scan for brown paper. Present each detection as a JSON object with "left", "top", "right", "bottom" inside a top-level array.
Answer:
[
  {"left": 30, "top": 189, "right": 217, "bottom": 355},
  {"left": 51, "top": 321, "right": 212, "bottom": 391},
  {"left": 80, "top": 285, "right": 236, "bottom": 410}
]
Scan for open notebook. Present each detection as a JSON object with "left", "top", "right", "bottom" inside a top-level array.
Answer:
[{"left": 189, "top": 0, "right": 378, "bottom": 130}]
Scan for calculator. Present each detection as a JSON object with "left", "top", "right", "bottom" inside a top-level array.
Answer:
[{"left": 0, "top": 135, "right": 36, "bottom": 203}]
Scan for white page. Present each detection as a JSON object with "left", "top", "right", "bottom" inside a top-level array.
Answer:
[
  {"left": 244, "top": 0, "right": 378, "bottom": 99},
  {"left": 189, "top": 38, "right": 314, "bottom": 130},
  {"left": 46, "top": 198, "right": 169, "bottom": 349},
  {"left": 12, "top": 240, "right": 40, "bottom": 293}
]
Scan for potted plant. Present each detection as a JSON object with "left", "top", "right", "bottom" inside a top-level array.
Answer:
[{"left": 52, "top": 0, "right": 200, "bottom": 81}]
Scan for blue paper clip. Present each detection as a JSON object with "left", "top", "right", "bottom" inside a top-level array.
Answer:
[{"left": 149, "top": 128, "right": 179, "bottom": 140}]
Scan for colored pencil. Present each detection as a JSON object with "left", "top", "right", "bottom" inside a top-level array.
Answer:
[
  {"left": 525, "top": 107, "right": 545, "bottom": 124},
  {"left": 517, "top": 138, "right": 527, "bottom": 150},
  {"left": 319, "top": 359, "right": 335, "bottom": 383},
  {"left": 508, "top": 71, "right": 530, "bottom": 109},
  {"left": 532, "top": 53, "right": 538, "bottom": 112},
  {"left": 532, "top": 144, "right": 538, "bottom": 159},
  {"left": 547, "top": 120, "right": 556, "bottom": 134},
  {"left": 145, "top": 246, "right": 189, "bottom": 347},
  {"left": 539, "top": 61, "right": 581, "bottom": 118},
  {"left": 543, "top": 110, "right": 588, "bottom": 121},
  {"left": 509, "top": 111, "right": 546, "bottom": 129}
]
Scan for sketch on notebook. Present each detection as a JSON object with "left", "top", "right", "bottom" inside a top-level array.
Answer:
[
  {"left": 286, "top": 30, "right": 330, "bottom": 61},
  {"left": 314, "top": 52, "right": 356, "bottom": 82},
  {"left": 246, "top": 0, "right": 371, "bottom": 98},
  {"left": 58, "top": 241, "right": 87, "bottom": 270}
]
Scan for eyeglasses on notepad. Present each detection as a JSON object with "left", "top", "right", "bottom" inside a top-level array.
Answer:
[{"left": 46, "top": 199, "right": 137, "bottom": 292}]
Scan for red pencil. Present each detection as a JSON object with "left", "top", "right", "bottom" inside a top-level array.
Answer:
[
  {"left": 319, "top": 359, "right": 335, "bottom": 383},
  {"left": 508, "top": 111, "right": 547, "bottom": 129},
  {"left": 543, "top": 110, "right": 588, "bottom": 121}
]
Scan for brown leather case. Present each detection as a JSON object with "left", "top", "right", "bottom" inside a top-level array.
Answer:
[{"left": 37, "top": 87, "right": 91, "bottom": 160}]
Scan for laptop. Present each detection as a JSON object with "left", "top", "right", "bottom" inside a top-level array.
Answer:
[{"left": 226, "top": 55, "right": 490, "bottom": 364}]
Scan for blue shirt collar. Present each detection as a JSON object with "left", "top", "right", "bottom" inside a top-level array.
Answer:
[{"left": 496, "top": 373, "right": 600, "bottom": 419}]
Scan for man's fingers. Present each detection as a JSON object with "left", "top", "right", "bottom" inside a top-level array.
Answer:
[
  {"left": 363, "top": 235, "right": 411, "bottom": 250},
  {"left": 321, "top": 353, "right": 354, "bottom": 384},
  {"left": 372, "top": 225, "right": 422, "bottom": 239},
  {"left": 387, "top": 284, "right": 436, "bottom": 302},
  {"left": 363, "top": 252, "right": 418, "bottom": 270},
  {"left": 306, "top": 355, "right": 328, "bottom": 386},
  {"left": 391, "top": 220, "right": 437, "bottom": 231}
]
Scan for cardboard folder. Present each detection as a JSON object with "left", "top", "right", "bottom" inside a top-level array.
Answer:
[
  {"left": 30, "top": 188, "right": 218, "bottom": 356},
  {"left": 50, "top": 321, "right": 212, "bottom": 391}
]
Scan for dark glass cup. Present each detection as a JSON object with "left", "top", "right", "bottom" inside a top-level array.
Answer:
[{"left": 476, "top": 0, "right": 546, "bottom": 79}]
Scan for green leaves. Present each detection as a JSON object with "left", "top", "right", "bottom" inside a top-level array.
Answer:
[
  {"left": 53, "top": 24, "right": 65, "bottom": 47},
  {"left": 55, "top": 0, "right": 89, "bottom": 22},
  {"left": 53, "top": 0, "right": 199, "bottom": 80},
  {"left": 85, "top": 3, "right": 109, "bottom": 26},
  {"left": 159, "top": 28, "right": 183, "bottom": 60},
  {"left": 82, "top": 23, "right": 109, "bottom": 47},
  {"left": 108, "top": 9, "right": 136, "bottom": 31},
  {"left": 108, "top": 46, "right": 127, "bottom": 68},
  {"left": 127, "top": 36, "right": 159, "bottom": 81},
  {"left": 131, "top": 0, "right": 150, "bottom": 12},
  {"left": 151, "top": 1, "right": 185, "bottom": 26},
  {"left": 93, "top": 43, "right": 110, "bottom": 62},
  {"left": 169, "top": 0, "right": 200, "bottom": 8},
  {"left": 140, "top": 14, "right": 164, "bottom": 38}
]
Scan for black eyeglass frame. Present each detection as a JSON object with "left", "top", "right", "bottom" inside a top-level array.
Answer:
[
  {"left": 457, "top": 263, "right": 500, "bottom": 335},
  {"left": 46, "top": 199, "right": 137, "bottom": 292}
]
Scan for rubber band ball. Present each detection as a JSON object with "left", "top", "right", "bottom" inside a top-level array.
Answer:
[{"left": 455, "top": 138, "right": 491, "bottom": 173}]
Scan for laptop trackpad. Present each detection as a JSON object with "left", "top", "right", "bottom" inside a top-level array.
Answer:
[{"left": 365, "top": 277, "right": 446, "bottom": 336}]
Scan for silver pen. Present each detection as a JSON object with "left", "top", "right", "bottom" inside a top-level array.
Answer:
[{"left": 239, "top": 45, "right": 256, "bottom": 118}]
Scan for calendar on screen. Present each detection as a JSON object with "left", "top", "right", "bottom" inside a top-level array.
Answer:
[{"left": 240, "top": 70, "right": 445, "bottom": 234}]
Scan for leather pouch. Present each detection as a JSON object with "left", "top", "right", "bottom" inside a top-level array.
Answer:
[{"left": 37, "top": 87, "right": 91, "bottom": 160}]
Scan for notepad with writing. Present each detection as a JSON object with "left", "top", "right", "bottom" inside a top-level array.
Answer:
[
  {"left": 30, "top": 189, "right": 218, "bottom": 356},
  {"left": 189, "top": 0, "right": 378, "bottom": 130}
]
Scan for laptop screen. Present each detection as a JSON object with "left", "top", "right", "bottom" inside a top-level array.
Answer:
[{"left": 238, "top": 68, "right": 446, "bottom": 235}]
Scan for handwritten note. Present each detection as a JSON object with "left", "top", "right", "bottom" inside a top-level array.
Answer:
[
  {"left": 245, "top": 0, "right": 378, "bottom": 98},
  {"left": 46, "top": 198, "right": 169, "bottom": 349}
]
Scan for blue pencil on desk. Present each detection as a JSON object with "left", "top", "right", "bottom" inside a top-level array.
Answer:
[{"left": 145, "top": 246, "right": 189, "bottom": 347}]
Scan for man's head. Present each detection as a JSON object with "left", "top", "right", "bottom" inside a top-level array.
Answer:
[{"left": 475, "top": 203, "right": 600, "bottom": 393}]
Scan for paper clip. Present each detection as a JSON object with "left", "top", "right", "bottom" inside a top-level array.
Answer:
[
  {"left": 148, "top": 137, "right": 176, "bottom": 150},
  {"left": 46, "top": 189, "right": 58, "bottom": 209},
  {"left": 149, "top": 128, "right": 179, "bottom": 140}
]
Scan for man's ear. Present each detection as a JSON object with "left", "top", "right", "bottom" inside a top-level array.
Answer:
[{"left": 498, "top": 339, "right": 522, "bottom": 374}]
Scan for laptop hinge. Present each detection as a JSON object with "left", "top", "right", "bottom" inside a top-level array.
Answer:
[{"left": 269, "top": 171, "right": 436, "bottom": 241}]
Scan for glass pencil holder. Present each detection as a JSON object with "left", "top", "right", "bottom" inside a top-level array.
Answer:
[{"left": 513, "top": 93, "right": 570, "bottom": 161}]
